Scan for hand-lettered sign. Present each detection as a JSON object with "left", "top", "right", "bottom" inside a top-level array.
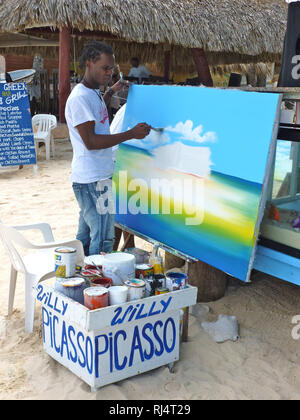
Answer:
[
  {"left": 0, "top": 82, "right": 36, "bottom": 167},
  {"left": 36, "top": 283, "right": 197, "bottom": 390}
]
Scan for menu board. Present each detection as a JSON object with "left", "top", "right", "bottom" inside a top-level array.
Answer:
[{"left": 0, "top": 82, "right": 36, "bottom": 167}]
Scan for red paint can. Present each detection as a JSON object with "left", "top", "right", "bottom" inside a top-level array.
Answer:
[
  {"left": 83, "top": 286, "right": 108, "bottom": 310},
  {"left": 90, "top": 276, "right": 113, "bottom": 288}
]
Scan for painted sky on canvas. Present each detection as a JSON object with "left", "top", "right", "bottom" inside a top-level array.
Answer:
[
  {"left": 122, "top": 85, "right": 279, "bottom": 184},
  {"left": 114, "top": 85, "right": 280, "bottom": 281}
]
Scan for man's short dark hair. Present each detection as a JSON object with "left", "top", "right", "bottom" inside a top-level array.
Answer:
[
  {"left": 131, "top": 57, "right": 139, "bottom": 65},
  {"left": 79, "top": 41, "right": 114, "bottom": 69}
]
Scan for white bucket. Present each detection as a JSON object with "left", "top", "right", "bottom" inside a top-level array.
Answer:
[
  {"left": 102, "top": 252, "right": 135, "bottom": 286},
  {"left": 108, "top": 286, "right": 128, "bottom": 305}
]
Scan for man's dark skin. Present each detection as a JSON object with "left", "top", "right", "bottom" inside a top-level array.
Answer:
[{"left": 77, "top": 52, "right": 151, "bottom": 150}]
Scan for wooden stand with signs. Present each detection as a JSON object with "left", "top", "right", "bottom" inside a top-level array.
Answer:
[
  {"left": 0, "top": 55, "right": 37, "bottom": 172},
  {"left": 37, "top": 282, "right": 197, "bottom": 391}
]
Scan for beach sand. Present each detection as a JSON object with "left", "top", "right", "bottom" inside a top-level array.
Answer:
[{"left": 1, "top": 135, "right": 300, "bottom": 400}]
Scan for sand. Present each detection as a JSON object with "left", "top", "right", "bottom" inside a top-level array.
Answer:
[{"left": 1, "top": 136, "right": 300, "bottom": 400}]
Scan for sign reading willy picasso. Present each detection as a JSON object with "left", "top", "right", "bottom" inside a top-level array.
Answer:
[
  {"left": 0, "top": 82, "right": 36, "bottom": 167},
  {"left": 36, "top": 283, "right": 197, "bottom": 390}
]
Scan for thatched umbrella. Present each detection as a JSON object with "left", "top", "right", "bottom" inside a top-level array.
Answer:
[{"left": 0, "top": 0, "right": 288, "bottom": 120}]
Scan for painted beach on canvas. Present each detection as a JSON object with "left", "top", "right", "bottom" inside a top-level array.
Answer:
[{"left": 114, "top": 85, "right": 281, "bottom": 281}]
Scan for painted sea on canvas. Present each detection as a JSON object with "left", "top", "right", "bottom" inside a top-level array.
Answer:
[{"left": 113, "top": 85, "right": 280, "bottom": 281}]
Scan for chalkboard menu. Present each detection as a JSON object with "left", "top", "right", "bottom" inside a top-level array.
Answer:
[{"left": 0, "top": 82, "right": 36, "bottom": 167}]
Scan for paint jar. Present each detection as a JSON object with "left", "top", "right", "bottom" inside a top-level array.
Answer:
[
  {"left": 165, "top": 272, "right": 188, "bottom": 291},
  {"left": 108, "top": 286, "right": 128, "bottom": 306},
  {"left": 149, "top": 248, "right": 164, "bottom": 275},
  {"left": 135, "top": 264, "right": 154, "bottom": 279},
  {"left": 155, "top": 287, "right": 169, "bottom": 295},
  {"left": 90, "top": 276, "right": 113, "bottom": 288},
  {"left": 84, "top": 286, "right": 108, "bottom": 310},
  {"left": 124, "top": 278, "right": 146, "bottom": 301},
  {"left": 124, "top": 248, "right": 150, "bottom": 264},
  {"left": 54, "top": 277, "right": 88, "bottom": 305},
  {"left": 54, "top": 247, "right": 77, "bottom": 278}
]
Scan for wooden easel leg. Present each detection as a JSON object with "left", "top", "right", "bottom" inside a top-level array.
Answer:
[
  {"left": 120, "top": 231, "right": 135, "bottom": 251},
  {"left": 181, "top": 260, "right": 190, "bottom": 343}
]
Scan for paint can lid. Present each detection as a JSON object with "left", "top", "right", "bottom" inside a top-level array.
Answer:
[
  {"left": 61, "top": 277, "right": 85, "bottom": 287},
  {"left": 166, "top": 272, "right": 187, "bottom": 279},
  {"left": 124, "top": 278, "right": 146, "bottom": 288},
  {"left": 55, "top": 246, "right": 76, "bottom": 253},
  {"left": 84, "top": 286, "right": 108, "bottom": 296},
  {"left": 135, "top": 264, "right": 153, "bottom": 270}
]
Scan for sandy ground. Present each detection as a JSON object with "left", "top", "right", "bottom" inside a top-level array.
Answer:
[{"left": 1, "top": 136, "right": 300, "bottom": 400}]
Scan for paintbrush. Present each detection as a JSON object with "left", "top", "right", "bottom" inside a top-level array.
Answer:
[{"left": 151, "top": 126, "right": 164, "bottom": 134}]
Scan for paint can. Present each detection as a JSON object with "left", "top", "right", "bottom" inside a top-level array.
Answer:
[
  {"left": 54, "top": 277, "right": 87, "bottom": 305},
  {"left": 124, "top": 278, "right": 146, "bottom": 301},
  {"left": 155, "top": 287, "right": 169, "bottom": 295},
  {"left": 54, "top": 247, "right": 77, "bottom": 278},
  {"left": 84, "top": 264, "right": 103, "bottom": 271},
  {"left": 108, "top": 285, "right": 128, "bottom": 305},
  {"left": 90, "top": 276, "right": 113, "bottom": 288},
  {"left": 165, "top": 272, "right": 188, "bottom": 291},
  {"left": 84, "top": 286, "right": 108, "bottom": 310},
  {"left": 135, "top": 264, "right": 154, "bottom": 279},
  {"left": 102, "top": 252, "right": 135, "bottom": 286}
]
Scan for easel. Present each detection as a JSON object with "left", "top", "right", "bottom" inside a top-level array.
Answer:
[{"left": 115, "top": 222, "right": 197, "bottom": 343}]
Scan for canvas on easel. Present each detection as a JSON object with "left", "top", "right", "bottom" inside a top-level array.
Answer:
[{"left": 114, "top": 85, "right": 281, "bottom": 282}]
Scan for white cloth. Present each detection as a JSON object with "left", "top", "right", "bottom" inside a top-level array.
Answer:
[
  {"left": 110, "top": 104, "right": 127, "bottom": 162},
  {"left": 128, "top": 65, "right": 151, "bottom": 79},
  {"left": 65, "top": 83, "right": 113, "bottom": 184}
]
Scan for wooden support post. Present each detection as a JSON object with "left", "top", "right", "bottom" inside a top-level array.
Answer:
[
  {"left": 59, "top": 26, "right": 71, "bottom": 123},
  {"left": 0, "top": 55, "right": 6, "bottom": 81},
  {"left": 191, "top": 48, "right": 213, "bottom": 87},
  {"left": 164, "top": 50, "right": 171, "bottom": 81},
  {"left": 181, "top": 260, "right": 190, "bottom": 343}
]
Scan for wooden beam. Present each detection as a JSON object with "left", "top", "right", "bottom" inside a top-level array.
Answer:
[
  {"left": 191, "top": 48, "right": 213, "bottom": 87},
  {"left": 59, "top": 26, "right": 71, "bottom": 123},
  {"left": 164, "top": 50, "right": 171, "bottom": 81}
]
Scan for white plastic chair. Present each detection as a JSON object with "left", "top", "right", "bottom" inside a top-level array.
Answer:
[
  {"left": 0, "top": 221, "right": 84, "bottom": 333},
  {"left": 32, "top": 114, "right": 57, "bottom": 160}
]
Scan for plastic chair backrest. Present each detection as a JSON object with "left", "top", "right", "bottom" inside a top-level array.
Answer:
[
  {"left": 32, "top": 114, "right": 57, "bottom": 134},
  {"left": 0, "top": 222, "right": 32, "bottom": 273}
]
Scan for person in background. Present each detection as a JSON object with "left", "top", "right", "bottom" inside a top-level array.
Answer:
[
  {"left": 128, "top": 57, "right": 151, "bottom": 81},
  {"left": 65, "top": 41, "right": 151, "bottom": 256}
]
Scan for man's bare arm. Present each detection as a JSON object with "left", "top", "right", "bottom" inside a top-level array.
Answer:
[{"left": 76, "top": 120, "right": 150, "bottom": 150}]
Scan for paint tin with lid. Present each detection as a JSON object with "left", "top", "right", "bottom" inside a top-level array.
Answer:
[
  {"left": 165, "top": 272, "right": 188, "bottom": 291},
  {"left": 84, "top": 286, "right": 108, "bottom": 310},
  {"left": 54, "top": 277, "right": 87, "bottom": 305},
  {"left": 124, "top": 278, "right": 146, "bottom": 301},
  {"left": 54, "top": 247, "right": 76, "bottom": 278},
  {"left": 135, "top": 264, "right": 154, "bottom": 279}
]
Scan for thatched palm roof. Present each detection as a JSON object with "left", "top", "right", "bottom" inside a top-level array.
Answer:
[
  {"left": 0, "top": 0, "right": 287, "bottom": 54},
  {"left": 0, "top": 0, "right": 288, "bottom": 74}
]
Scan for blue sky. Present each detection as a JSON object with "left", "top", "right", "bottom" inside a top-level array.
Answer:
[{"left": 123, "top": 85, "right": 281, "bottom": 185}]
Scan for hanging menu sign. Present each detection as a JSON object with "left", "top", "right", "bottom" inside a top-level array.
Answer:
[{"left": 0, "top": 82, "right": 36, "bottom": 167}]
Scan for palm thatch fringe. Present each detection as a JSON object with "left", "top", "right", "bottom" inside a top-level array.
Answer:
[{"left": 0, "top": 0, "right": 287, "bottom": 58}]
